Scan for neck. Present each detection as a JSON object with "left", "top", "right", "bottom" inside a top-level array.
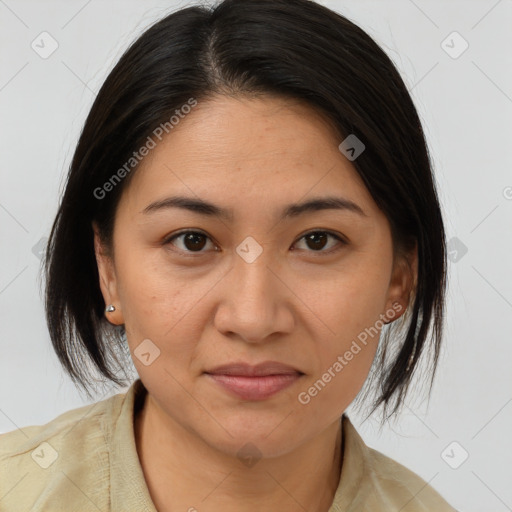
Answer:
[{"left": 134, "top": 393, "right": 343, "bottom": 512}]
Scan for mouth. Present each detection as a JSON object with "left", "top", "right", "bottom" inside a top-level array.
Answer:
[{"left": 204, "top": 361, "right": 305, "bottom": 401}]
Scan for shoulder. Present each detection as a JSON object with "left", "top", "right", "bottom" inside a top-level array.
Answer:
[
  {"left": 339, "top": 415, "right": 458, "bottom": 511},
  {"left": 0, "top": 389, "right": 127, "bottom": 512},
  {"left": 363, "top": 445, "right": 458, "bottom": 511}
]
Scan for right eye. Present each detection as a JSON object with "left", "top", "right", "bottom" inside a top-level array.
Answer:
[{"left": 163, "top": 230, "right": 218, "bottom": 254}]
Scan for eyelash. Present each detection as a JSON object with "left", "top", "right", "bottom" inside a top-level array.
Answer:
[{"left": 163, "top": 229, "right": 347, "bottom": 256}]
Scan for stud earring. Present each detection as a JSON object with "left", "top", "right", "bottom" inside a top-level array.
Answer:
[{"left": 105, "top": 304, "right": 116, "bottom": 313}]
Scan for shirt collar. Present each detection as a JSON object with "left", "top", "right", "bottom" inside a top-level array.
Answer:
[
  {"left": 109, "top": 378, "right": 157, "bottom": 511},
  {"left": 328, "top": 413, "right": 368, "bottom": 510}
]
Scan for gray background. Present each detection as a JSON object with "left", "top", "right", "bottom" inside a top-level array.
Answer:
[{"left": 1, "top": 1, "right": 511, "bottom": 510}]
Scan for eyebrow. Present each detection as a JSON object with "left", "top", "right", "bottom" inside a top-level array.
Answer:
[{"left": 142, "top": 195, "right": 367, "bottom": 220}]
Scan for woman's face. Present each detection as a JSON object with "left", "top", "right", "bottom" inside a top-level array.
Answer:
[{"left": 94, "top": 95, "right": 415, "bottom": 458}]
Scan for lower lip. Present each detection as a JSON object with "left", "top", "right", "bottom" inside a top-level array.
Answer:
[{"left": 205, "top": 373, "right": 302, "bottom": 400}]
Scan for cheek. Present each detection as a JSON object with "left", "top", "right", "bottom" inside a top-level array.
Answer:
[
  {"left": 297, "top": 289, "right": 383, "bottom": 422},
  {"left": 304, "top": 255, "right": 391, "bottom": 343},
  {"left": 114, "top": 248, "right": 197, "bottom": 358},
  {"left": 115, "top": 250, "right": 237, "bottom": 384},
  {"left": 296, "top": 351, "right": 375, "bottom": 426},
  {"left": 294, "top": 256, "right": 390, "bottom": 414}
]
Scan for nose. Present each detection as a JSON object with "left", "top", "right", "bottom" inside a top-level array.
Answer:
[{"left": 213, "top": 243, "right": 295, "bottom": 344}]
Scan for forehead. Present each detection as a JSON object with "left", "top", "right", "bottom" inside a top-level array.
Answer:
[
  {"left": 118, "top": 95, "right": 378, "bottom": 219},
  {"left": 165, "top": 94, "right": 344, "bottom": 161}
]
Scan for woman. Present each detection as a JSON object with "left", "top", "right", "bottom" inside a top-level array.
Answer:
[{"left": 0, "top": 0, "right": 457, "bottom": 510}]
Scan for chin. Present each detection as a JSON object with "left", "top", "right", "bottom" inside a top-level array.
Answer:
[{"left": 195, "top": 415, "right": 304, "bottom": 460}]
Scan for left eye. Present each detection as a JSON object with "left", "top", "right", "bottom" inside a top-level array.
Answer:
[{"left": 164, "top": 230, "right": 345, "bottom": 254}]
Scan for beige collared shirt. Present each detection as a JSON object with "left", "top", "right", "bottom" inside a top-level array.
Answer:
[{"left": 0, "top": 379, "right": 457, "bottom": 511}]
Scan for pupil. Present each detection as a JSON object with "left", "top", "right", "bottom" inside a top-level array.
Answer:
[
  {"left": 185, "top": 233, "right": 206, "bottom": 251},
  {"left": 307, "top": 232, "right": 327, "bottom": 250}
]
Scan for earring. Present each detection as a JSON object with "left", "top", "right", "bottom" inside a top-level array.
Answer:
[{"left": 105, "top": 304, "right": 116, "bottom": 313}]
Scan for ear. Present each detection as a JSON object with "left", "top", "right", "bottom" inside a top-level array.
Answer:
[
  {"left": 92, "top": 221, "right": 124, "bottom": 326},
  {"left": 383, "top": 241, "right": 418, "bottom": 323}
]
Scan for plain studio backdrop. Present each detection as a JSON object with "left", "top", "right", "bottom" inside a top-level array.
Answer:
[{"left": 0, "top": 1, "right": 511, "bottom": 510}]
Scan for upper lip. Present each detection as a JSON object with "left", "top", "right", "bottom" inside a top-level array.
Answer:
[{"left": 205, "top": 361, "right": 303, "bottom": 377}]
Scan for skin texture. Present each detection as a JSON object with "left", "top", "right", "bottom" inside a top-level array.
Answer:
[{"left": 93, "top": 95, "right": 417, "bottom": 512}]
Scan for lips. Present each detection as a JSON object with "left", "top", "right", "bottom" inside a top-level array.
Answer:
[
  {"left": 204, "top": 361, "right": 304, "bottom": 400},
  {"left": 205, "top": 361, "right": 303, "bottom": 377}
]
